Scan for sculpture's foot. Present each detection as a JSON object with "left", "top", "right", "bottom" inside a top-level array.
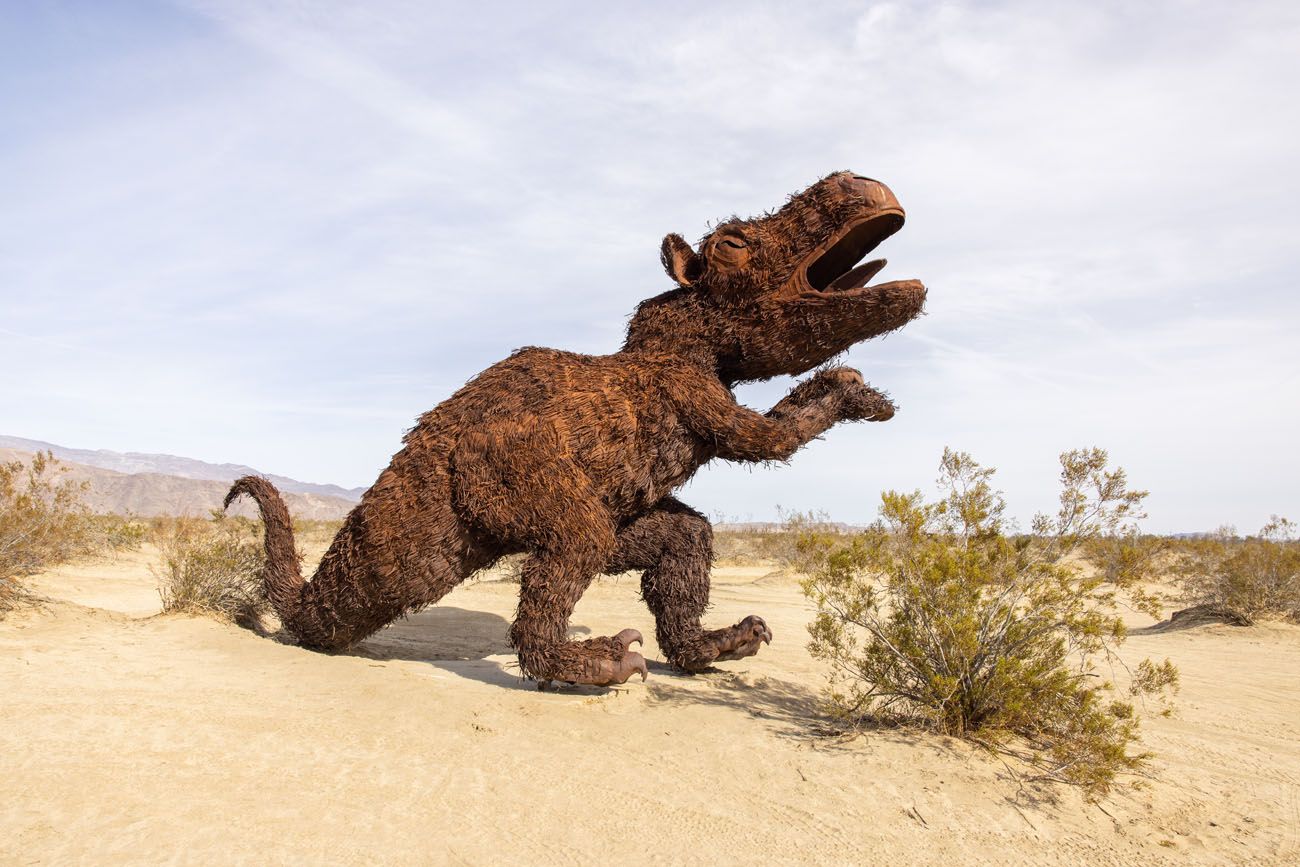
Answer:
[
  {"left": 670, "top": 615, "right": 773, "bottom": 672},
  {"left": 525, "top": 628, "right": 648, "bottom": 687}
]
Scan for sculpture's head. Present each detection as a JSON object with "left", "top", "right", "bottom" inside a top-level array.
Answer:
[{"left": 624, "top": 171, "right": 926, "bottom": 385}]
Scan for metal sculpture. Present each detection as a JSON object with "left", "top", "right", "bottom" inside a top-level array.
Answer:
[{"left": 227, "top": 171, "right": 927, "bottom": 686}]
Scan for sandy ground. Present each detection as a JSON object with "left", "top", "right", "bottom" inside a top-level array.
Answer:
[{"left": 3, "top": 547, "right": 1299, "bottom": 866}]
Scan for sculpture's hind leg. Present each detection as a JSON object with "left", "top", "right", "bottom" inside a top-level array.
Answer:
[
  {"left": 512, "top": 542, "right": 647, "bottom": 687},
  {"left": 451, "top": 421, "right": 646, "bottom": 686},
  {"left": 607, "top": 498, "right": 772, "bottom": 672}
]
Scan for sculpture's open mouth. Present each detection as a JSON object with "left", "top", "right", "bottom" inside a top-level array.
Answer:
[
  {"left": 775, "top": 201, "right": 926, "bottom": 376},
  {"left": 802, "top": 211, "right": 906, "bottom": 295}
]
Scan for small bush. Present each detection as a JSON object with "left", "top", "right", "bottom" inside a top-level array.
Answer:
[
  {"left": 711, "top": 527, "right": 773, "bottom": 566},
  {"left": 766, "top": 510, "right": 851, "bottom": 574},
  {"left": 712, "top": 510, "right": 848, "bottom": 571},
  {"left": 801, "top": 447, "right": 1178, "bottom": 797},
  {"left": 498, "top": 552, "right": 527, "bottom": 583},
  {"left": 291, "top": 518, "right": 344, "bottom": 553},
  {"left": 89, "top": 513, "right": 149, "bottom": 552},
  {"left": 152, "top": 515, "right": 269, "bottom": 627},
  {"left": 1084, "top": 531, "right": 1169, "bottom": 612},
  {"left": 1, "top": 452, "right": 141, "bottom": 615},
  {"left": 1085, "top": 532, "right": 1167, "bottom": 585},
  {"left": 1177, "top": 517, "right": 1300, "bottom": 624}
]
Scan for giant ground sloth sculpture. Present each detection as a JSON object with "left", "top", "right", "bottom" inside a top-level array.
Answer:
[{"left": 227, "top": 171, "right": 926, "bottom": 686}]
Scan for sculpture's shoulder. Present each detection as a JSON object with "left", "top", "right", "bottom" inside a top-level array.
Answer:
[
  {"left": 431, "top": 346, "right": 630, "bottom": 417},
  {"left": 419, "top": 348, "right": 721, "bottom": 438},
  {"left": 506, "top": 345, "right": 607, "bottom": 370}
]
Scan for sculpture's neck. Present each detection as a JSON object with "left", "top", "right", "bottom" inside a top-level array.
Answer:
[
  {"left": 620, "top": 286, "right": 743, "bottom": 386},
  {"left": 619, "top": 330, "right": 717, "bottom": 372}
]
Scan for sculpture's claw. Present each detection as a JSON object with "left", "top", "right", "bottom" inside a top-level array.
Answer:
[
  {"left": 844, "top": 382, "right": 896, "bottom": 423},
  {"left": 713, "top": 615, "right": 773, "bottom": 662},
  {"left": 625, "top": 651, "right": 649, "bottom": 682},
  {"left": 614, "top": 628, "right": 644, "bottom": 651},
  {"left": 575, "top": 650, "right": 647, "bottom": 686},
  {"left": 672, "top": 615, "right": 775, "bottom": 671},
  {"left": 529, "top": 630, "right": 649, "bottom": 687}
]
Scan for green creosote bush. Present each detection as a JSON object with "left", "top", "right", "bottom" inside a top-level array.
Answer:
[
  {"left": 1176, "top": 517, "right": 1300, "bottom": 625},
  {"left": 800, "top": 447, "right": 1178, "bottom": 797},
  {"left": 1, "top": 451, "right": 144, "bottom": 616},
  {"left": 765, "top": 509, "right": 847, "bottom": 574},
  {"left": 152, "top": 512, "right": 271, "bottom": 628},
  {"left": 1083, "top": 531, "right": 1169, "bottom": 618}
]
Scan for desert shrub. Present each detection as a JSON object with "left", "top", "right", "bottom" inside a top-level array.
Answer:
[
  {"left": 712, "top": 510, "right": 849, "bottom": 571},
  {"left": 766, "top": 509, "right": 851, "bottom": 574},
  {"left": 1085, "top": 531, "right": 1170, "bottom": 608},
  {"left": 1078, "top": 523, "right": 1170, "bottom": 624},
  {"left": 801, "top": 447, "right": 1178, "bottom": 796},
  {"left": 711, "top": 526, "right": 773, "bottom": 566},
  {"left": 292, "top": 518, "right": 344, "bottom": 550},
  {"left": 152, "top": 515, "right": 269, "bottom": 627},
  {"left": 497, "top": 552, "right": 528, "bottom": 583},
  {"left": 1, "top": 451, "right": 142, "bottom": 615},
  {"left": 1176, "top": 518, "right": 1300, "bottom": 624},
  {"left": 88, "top": 513, "right": 149, "bottom": 552}
]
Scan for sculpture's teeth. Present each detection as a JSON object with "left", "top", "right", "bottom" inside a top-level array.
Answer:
[{"left": 828, "top": 258, "right": 887, "bottom": 292}]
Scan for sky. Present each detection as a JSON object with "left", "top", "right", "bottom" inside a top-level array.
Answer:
[{"left": 2, "top": 0, "right": 1298, "bottom": 533}]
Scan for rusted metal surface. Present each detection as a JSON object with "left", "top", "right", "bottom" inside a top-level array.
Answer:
[{"left": 227, "top": 171, "right": 927, "bottom": 687}]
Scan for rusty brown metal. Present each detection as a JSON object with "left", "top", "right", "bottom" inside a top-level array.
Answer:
[{"left": 226, "top": 171, "right": 926, "bottom": 687}]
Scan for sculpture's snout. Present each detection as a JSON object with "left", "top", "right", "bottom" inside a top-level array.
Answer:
[{"left": 838, "top": 173, "right": 904, "bottom": 215}]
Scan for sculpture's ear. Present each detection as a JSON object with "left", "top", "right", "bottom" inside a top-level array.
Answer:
[{"left": 660, "top": 233, "right": 704, "bottom": 287}]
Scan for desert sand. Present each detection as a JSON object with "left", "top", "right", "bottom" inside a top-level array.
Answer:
[{"left": 3, "top": 546, "right": 1298, "bottom": 866}]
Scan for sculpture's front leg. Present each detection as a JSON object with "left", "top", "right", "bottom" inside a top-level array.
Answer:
[
  {"left": 605, "top": 498, "right": 772, "bottom": 673},
  {"left": 675, "top": 365, "right": 894, "bottom": 465}
]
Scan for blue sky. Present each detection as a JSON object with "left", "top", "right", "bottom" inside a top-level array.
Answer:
[{"left": 2, "top": 0, "right": 1297, "bottom": 532}]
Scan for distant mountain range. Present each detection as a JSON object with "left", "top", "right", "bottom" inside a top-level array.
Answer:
[
  {"left": 0, "top": 435, "right": 363, "bottom": 520},
  {"left": 0, "top": 436, "right": 364, "bottom": 500}
]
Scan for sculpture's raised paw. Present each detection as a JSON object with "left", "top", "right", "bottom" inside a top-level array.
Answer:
[
  {"left": 803, "top": 367, "right": 894, "bottom": 422},
  {"left": 713, "top": 615, "right": 773, "bottom": 662},
  {"left": 823, "top": 367, "right": 865, "bottom": 388},
  {"left": 839, "top": 381, "right": 895, "bottom": 422}
]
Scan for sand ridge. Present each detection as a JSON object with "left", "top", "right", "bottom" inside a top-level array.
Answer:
[{"left": 3, "top": 550, "right": 1298, "bottom": 865}]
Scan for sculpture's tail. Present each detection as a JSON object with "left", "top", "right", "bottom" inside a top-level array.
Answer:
[{"left": 224, "top": 476, "right": 304, "bottom": 624}]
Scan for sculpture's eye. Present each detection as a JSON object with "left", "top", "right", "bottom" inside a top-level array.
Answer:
[{"left": 707, "top": 231, "right": 753, "bottom": 279}]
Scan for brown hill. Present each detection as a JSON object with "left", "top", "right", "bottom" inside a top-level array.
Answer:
[
  {"left": 0, "top": 448, "right": 354, "bottom": 520},
  {"left": 0, "top": 435, "right": 364, "bottom": 501}
]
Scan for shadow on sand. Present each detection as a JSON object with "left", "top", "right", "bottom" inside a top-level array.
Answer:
[
  {"left": 350, "top": 606, "right": 513, "bottom": 662},
  {"left": 637, "top": 665, "right": 867, "bottom": 744},
  {"left": 346, "top": 606, "right": 623, "bottom": 694},
  {"left": 1130, "top": 603, "right": 1251, "bottom": 635}
]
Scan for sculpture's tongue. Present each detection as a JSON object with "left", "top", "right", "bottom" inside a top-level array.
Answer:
[{"left": 827, "top": 258, "right": 887, "bottom": 292}]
